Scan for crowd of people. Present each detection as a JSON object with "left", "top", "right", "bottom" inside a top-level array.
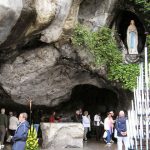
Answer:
[
  {"left": 72, "top": 108, "right": 129, "bottom": 150},
  {"left": 0, "top": 107, "right": 129, "bottom": 150},
  {"left": 0, "top": 108, "right": 29, "bottom": 150}
]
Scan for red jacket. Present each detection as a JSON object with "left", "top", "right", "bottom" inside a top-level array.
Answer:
[{"left": 49, "top": 116, "right": 55, "bottom": 123}]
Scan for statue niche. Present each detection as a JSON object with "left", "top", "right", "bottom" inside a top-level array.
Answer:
[{"left": 127, "top": 20, "right": 138, "bottom": 55}]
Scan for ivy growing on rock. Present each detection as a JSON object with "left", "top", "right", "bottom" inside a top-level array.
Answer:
[
  {"left": 129, "top": 0, "right": 150, "bottom": 26},
  {"left": 72, "top": 24, "right": 139, "bottom": 90}
]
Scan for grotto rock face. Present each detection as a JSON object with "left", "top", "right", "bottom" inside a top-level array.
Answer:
[
  {"left": 0, "top": 45, "right": 105, "bottom": 106},
  {"left": 0, "top": 0, "right": 131, "bottom": 107},
  {"left": 78, "top": 0, "right": 119, "bottom": 30},
  {"left": 41, "top": 123, "right": 84, "bottom": 149}
]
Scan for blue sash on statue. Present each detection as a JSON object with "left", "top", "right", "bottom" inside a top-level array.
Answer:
[{"left": 130, "top": 31, "right": 135, "bottom": 49}]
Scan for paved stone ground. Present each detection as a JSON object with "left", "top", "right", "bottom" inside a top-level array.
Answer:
[
  {"left": 3, "top": 140, "right": 119, "bottom": 150},
  {"left": 40, "top": 140, "right": 118, "bottom": 150},
  {"left": 82, "top": 140, "right": 117, "bottom": 150}
]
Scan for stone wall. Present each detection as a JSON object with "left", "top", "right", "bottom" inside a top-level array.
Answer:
[{"left": 41, "top": 123, "right": 84, "bottom": 150}]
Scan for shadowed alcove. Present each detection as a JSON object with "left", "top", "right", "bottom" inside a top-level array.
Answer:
[
  {"left": 69, "top": 84, "right": 119, "bottom": 115},
  {"left": 115, "top": 10, "right": 146, "bottom": 53}
]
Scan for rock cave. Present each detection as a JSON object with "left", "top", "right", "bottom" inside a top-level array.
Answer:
[
  {"left": 0, "top": 0, "right": 149, "bottom": 149},
  {"left": 0, "top": 0, "right": 140, "bottom": 117}
]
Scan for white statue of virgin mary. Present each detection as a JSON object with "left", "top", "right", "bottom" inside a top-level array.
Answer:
[{"left": 127, "top": 20, "right": 138, "bottom": 54}]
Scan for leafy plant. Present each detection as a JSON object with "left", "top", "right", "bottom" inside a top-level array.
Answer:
[
  {"left": 129, "top": 0, "right": 150, "bottom": 26},
  {"left": 108, "top": 63, "right": 139, "bottom": 90},
  {"left": 25, "top": 125, "right": 39, "bottom": 150},
  {"left": 72, "top": 24, "right": 122, "bottom": 66},
  {"left": 72, "top": 24, "right": 140, "bottom": 90}
]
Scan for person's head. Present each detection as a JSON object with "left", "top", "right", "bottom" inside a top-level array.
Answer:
[
  {"left": 119, "top": 110, "right": 125, "bottom": 117},
  {"left": 109, "top": 111, "right": 114, "bottom": 117},
  {"left": 84, "top": 111, "right": 88, "bottom": 116},
  {"left": 76, "top": 110, "right": 80, "bottom": 115},
  {"left": 97, "top": 112, "right": 101, "bottom": 116},
  {"left": 9, "top": 111, "right": 13, "bottom": 116},
  {"left": 1, "top": 108, "right": 5, "bottom": 114},
  {"left": 131, "top": 20, "right": 135, "bottom": 25},
  {"left": 79, "top": 108, "right": 82, "bottom": 114},
  {"left": 107, "top": 112, "right": 112, "bottom": 118},
  {"left": 19, "top": 113, "right": 28, "bottom": 123}
]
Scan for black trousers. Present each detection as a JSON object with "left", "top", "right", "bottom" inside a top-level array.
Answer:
[
  {"left": 95, "top": 126, "right": 101, "bottom": 141},
  {"left": 9, "top": 129, "right": 16, "bottom": 136}
]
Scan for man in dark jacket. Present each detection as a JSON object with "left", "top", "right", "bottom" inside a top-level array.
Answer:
[
  {"left": 0, "top": 108, "right": 8, "bottom": 149},
  {"left": 72, "top": 110, "right": 82, "bottom": 123},
  {"left": 12, "top": 113, "right": 29, "bottom": 150},
  {"left": 116, "top": 110, "right": 129, "bottom": 150}
]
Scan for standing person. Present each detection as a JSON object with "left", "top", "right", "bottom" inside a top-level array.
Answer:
[
  {"left": 12, "top": 112, "right": 29, "bottom": 150},
  {"left": 116, "top": 110, "right": 129, "bottom": 150},
  {"left": 94, "top": 113, "right": 104, "bottom": 141},
  {"left": 33, "top": 110, "right": 41, "bottom": 133},
  {"left": 79, "top": 108, "right": 83, "bottom": 122},
  {"left": 9, "top": 112, "right": 19, "bottom": 136},
  {"left": 72, "top": 110, "right": 82, "bottom": 123},
  {"left": 0, "top": 108, "right": 8, "bottom": 149},
  {"left": 109, "top": 111, "right": 115, "bottom": 143},
  {"left": 104, "top": 112, "right": 114, "bottom": 146},
  {"left": 49, "top": 111, "right": 56, "bottom": 123},
  {"left": 82, "top": 111, "right": 90, "bottom": 141}
]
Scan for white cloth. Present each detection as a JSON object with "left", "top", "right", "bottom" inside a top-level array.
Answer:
[
  {"left": 82, "top": 116, "right": 90, "bottom": 128},
  {"left": 117, "top": 136, "right": 129, "bottom": 150},
  {"left": 9, "top": 116, "right": 19, "bottom": 130},
  {"left": 94, "top": 114, "right": 103, "bottom": 126},
  {"left": 94, "top": 115, "right": 100, "bottom": 126}
]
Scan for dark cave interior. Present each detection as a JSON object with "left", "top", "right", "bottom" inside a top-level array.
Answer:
[
  {"left": 0, "top": 83, "right": 131, "bottom": 123},
  {"left": 56, "top": 84, "right": 120, "bottom": 120}
]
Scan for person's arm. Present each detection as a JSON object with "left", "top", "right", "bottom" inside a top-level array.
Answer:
[
  {"left": 5, "top": 115, "right": 8, "bottom": 129},
  {"left": 104, "top": 119, "right": 107, "bottom": 130},
  {"left": 115, "top": 119, "right": 121, "bottom": 133},
  {"left": 100, "top": 121, "right": 104, "bottom": 125}
]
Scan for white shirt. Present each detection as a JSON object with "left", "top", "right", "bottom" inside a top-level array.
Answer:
[
  {"left": 94, "top": 114, "right": 103, "bottom": 126},
  {"left": 9, "top": 116, "right": 19, "bottom": 130},
  {"left": 82, "top": 116, "right": 90, "bottom": 128}
]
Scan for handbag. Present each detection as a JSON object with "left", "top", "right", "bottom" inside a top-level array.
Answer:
[
  {"left": 6, "top": 135, "right": 13, "bottom": 142},
  {"left": 103, "top": 131, "right": 107, "bottom": 138},
  {"left": 114, "top": 129, "right": 118, "bottom": 138}
]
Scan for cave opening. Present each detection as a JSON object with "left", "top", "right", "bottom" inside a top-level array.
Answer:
[
  {"left": 115, "top": 10, "right": 146, "bottom": 53},
  {"left": 68, "top": 84, "right": 119, "bottom": 117}
]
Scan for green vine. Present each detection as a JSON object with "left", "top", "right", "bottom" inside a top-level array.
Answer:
[
  {"left": 129, "top": 0, "right": 150, "bottom": 26},
  {"left": 72, "top": 24, "right": 139, "bottom": 90}
]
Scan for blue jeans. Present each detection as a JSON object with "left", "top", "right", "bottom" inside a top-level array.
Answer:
[
  {"left": 33, "top": 124, "right": 40, "bottom": 133},
  {"left": 106, "top": 130, "right": 112, "bottom": 143}
]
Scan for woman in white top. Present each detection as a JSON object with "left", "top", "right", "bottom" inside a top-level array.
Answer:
[
  {"left": 9, "top": 112, "right": 19, "bottom": 136},
  {"left": 104, "top": 112, "right": 114, "bottom": 145},
  {"left": 82, "top": 111, "right": 90, "bottom": 141}
]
